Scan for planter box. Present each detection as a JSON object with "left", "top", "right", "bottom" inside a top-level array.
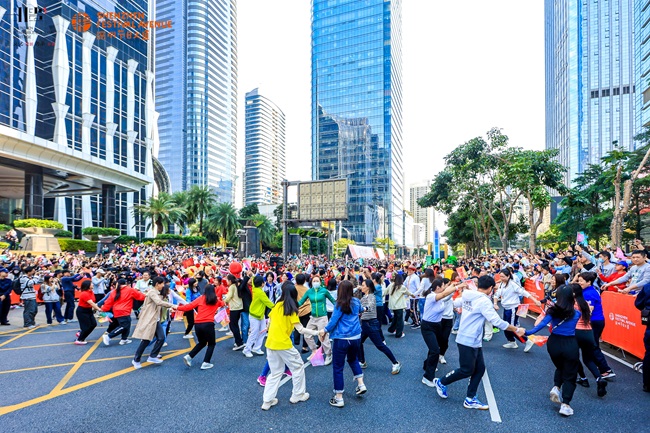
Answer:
[
  {"left": 19, "top": 227, "right": 62, "bottom": 253},
  {"left": 19, "top": 227, "right": 60, "bottom": 236}
]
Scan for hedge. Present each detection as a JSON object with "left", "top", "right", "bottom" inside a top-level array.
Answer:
[
  {"left": 0, "top": 224, "right": 12, "bottom": 231},
  {"left": 54, "top": 230, "right": 73, "bottom": 238},
  {"left": 0, "top": 242, "right": 9, "bottom": 249},
  {"left": 155, "top": 234, "right": 183, "bottom": 240},
  {"left": 82, "top": 227, "right": 121, "bottom": 236},
  {"left": 58, "top": 239, "right": 97, "bottom": 252},
  {"left": 181, "top": 236, "right": 207, "bottom": 246},
  {"left": 112, "top": 235, "right": 137, "bottom": 245},
  {"left": 14, "top": 219, "right": 64, "bottom": 229}
]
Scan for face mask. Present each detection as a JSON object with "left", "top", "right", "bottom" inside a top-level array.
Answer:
[{"left": 312, "top": 282, "right": 321, "bottom": 289}]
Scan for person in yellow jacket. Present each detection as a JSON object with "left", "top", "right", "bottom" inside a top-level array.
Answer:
[{"left": 243, "top": 274, "right": 275, "bottom": 358}]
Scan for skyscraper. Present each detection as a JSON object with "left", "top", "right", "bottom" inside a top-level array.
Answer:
[
  {"left": 243, "top": 88, "right": 286, "bottom": 206},
  {"left": 156, "top": 0, "right": 238, "bottom": 203},
  {"left": 545, "top": 0, "right": 635, "bottom": 186},
  {"left": 409, "top": 181, "right": 435, "bottom": 245},
  {"left": 311, "top": 0, "right": 403, "bottom": 245},
  {"left": 635, "top": 0, "right": 650, "bottom": 132},
  {"left": 0, "top": 0, "right": 161, "bottom": 238}
]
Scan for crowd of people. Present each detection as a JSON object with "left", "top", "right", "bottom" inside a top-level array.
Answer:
[{"left": 0, "top": 239, "right": 649, "bottom": 416}]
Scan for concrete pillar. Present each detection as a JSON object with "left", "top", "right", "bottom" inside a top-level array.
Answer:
[
  {"left": 24, "top": 166, "right": 44, "bottom": 219},
  {"left": 102, "top": 184, "right": 116, "bottom": 228}
]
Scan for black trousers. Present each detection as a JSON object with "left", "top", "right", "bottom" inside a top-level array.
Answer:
[
  {"left": 644, "top": 327, "right": 650, "bottom": 389},
  {"left": 189, "top": 322, "right": 216, "bottom": 363},
  {"left": 358, "top": 318, "right": 397, "bottom": 364},
  {"left": 292, "top": 314, "right": 310, "bottom": 349},
  {"left": 439, "top": 318, "right": 453, "bottom": 356},
  {"left": 107, "top": 316, "right": 132, "bottom": 340},
  {"left": 0, "top": 294, "right": 11, "bottom": 324},
  {"left": 134, "top": 323, "right": 165, "bottom": 362},
  {"left": 421, "top": 320, "right": 442, "bottom": 381},
  {"left": 388, "top": 309, "right": 404, "bottom": 337},
  {"left": 575, "top": 329, "right": 600, "bottom": 379},
  {"left": 64, "top": 291, "right": 75, "bottom": 320},
  {"left": 229, "top": 310, "right": 244, "bottom": 346},
  {"left": 184, "top": 310, "right": 195, "bottom": 335},
  {"left": 77, "top": 306, "right": 97, "bottom": 342},
  {"left": 591, "top": 320, "right": 611, "bottom": 373},
  {"left": 547, "top": 334, "right": 580, "bottom": 404},
  {"left": 440, "top": 343, "right": 486, "bottom": 398}
]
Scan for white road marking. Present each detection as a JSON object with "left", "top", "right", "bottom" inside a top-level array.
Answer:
[
  {"left": 482, "top": 369, "right": 502, "bottom": 423},
  {"left": 602, "top": 351, "right": 635, "bottom": 369}
]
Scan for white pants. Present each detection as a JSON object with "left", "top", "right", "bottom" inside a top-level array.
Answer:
[
  {"left": 263, "top": 347, "right": 307, "bottom": 403},
  {"left": 244, "top": 316, "right": 266, "bottom": 353},
  {"left": 484, "top": 320, "right": 493, "bottom": 339},
  {"left": 305, "top": 315, "right": 330, "bottom": 356}
]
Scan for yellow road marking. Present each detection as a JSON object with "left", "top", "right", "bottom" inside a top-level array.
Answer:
[
  {"left": 50, "top": 338, "right": 102, "bottom": 393},
  {"left": 0, "top": 336, "right": 232, "bottom": 417},
  {"left": 0, "top": 341, "right": 98, "bottom": 351},
  {"left": 0, "top": 326, "right": 41, "bottom": 348}
]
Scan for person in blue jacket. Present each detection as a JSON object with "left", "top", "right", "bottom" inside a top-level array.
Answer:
[
  {"left": 59, "top": 268, "right": 86, "bottom": 323},
  {"left": 319, "top": 279, "right": 367, "bottom": 408},
  {"left": 635, "top": 281, "right": 650, "bottom": 393},
  {"left": 0, "top": 267, "right": 13, "bottom": 325}
]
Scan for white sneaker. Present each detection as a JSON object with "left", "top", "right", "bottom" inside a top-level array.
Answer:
[
  {"left": 218, "top": 326, "right": 229, "bottom": 332},
  {"left": 439, "top": 355, "right": 447, "bottom": 364},
  {"left": 200, "top": 362, "right": 214, "bottom": 370},
  {"left": 183, "top": 354, "right": 192, "bottom": 367},
  {"left": 243, "top": 350, "right": 253, "bottom": 358},
  {"left": 225, "top": 331, "right": 233, "bottom": 336},
  {"left": 132, "top": 360, "right": 142, "bottom": 369},
  {"left": 252, "top": 350, "right": 265, "bottom": 356},
  {"left": 290, "top": 392, "right": 310, "bottom": 403},
  {"left": 232, "top": 344, "right": 245, "bottom": 351},
  {"left": 391, "top": 361, "right": 402, "bottom": 375},
  {"left": 67, "top": 319, "right": 78, "bottom": 323},
  {"left": 183, "top": 333, "right": 194, "bottom": 339},
  {"left": 102, "top": 334, "right": 110, "bottom": 346},
  {"left": 261, "top": 398, "right": 278, "bottom": 410},
  {"left": 524, "top": 339, "right": 535, "bottom": 353},
  {"left": 324, "top": 355, "right": 332, "bottom": 366},
  {"left": 559, "top": 403, "right": 574, "bottom": 416},
  {"left": 163, "top": 342, "right": 168, "bottom": 347},
  {"left": 422, "top": 376, "right": 435, "bottom": 387},
  {"left": 550, "top": 386, "right": 562, "bottom": 404},
  {"left": 147, "top": 356, "right": 163, "bottom": 364},
  {"left": 502, "top": 341, "right": 518, "bottom": 349},
  {"left": 483, "top": 336, "right": 492, "bottom": 342},
  {"left": 119, "top": 339, "right": 132, "bottom": 345}
]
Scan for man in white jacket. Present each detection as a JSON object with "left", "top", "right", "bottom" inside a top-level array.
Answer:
[{"left": 433, "top": 276, "right": 525, "bottom": 410}]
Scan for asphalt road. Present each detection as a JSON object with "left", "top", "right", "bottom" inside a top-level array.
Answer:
[{"left": 0, "top": 306, "right": 647, "bottom": 433}]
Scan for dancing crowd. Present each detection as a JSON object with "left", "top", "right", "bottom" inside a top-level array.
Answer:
[{"left": 0, "top": 240, "right": 649, "bottom": 416}]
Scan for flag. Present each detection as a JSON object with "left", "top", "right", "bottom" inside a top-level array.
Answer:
[{"left": 576, "top": 232, "right": 585, "bottom": 244}]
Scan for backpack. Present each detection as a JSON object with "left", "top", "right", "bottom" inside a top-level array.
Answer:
[
  {"left": 12, "top": 278, "right": 22, "bottom": 295},
  {"left": 36, "top": 287, "right": 44, "bottom": 302}
]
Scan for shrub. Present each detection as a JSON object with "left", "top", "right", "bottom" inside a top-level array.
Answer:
[
  {"left": 113, "top": 235, "right": 138, "bottom": 245},
  {"left": 14, "top": 219, "right": 63, "bottom": 229},
  {"left": 54, "top": 230, "right": 73, "bottom": 238},
  {"left": 155, "top": 234, "right": 182, "bottom": 240},
  {"left": 0, "top": 224, "right": 12, "bottom": 231},
  {"left": 0, "top": 242, "right": 9, "bottom": 250},
  {"left": 82, "top": 227, "right": 121, "bottom": 236},
  {"left": 181, "top": 236, "right": 207, "bottom": 246},
  {"left": 141, "top": 237, "right": 155, "bottom": 243},
  {"left": 142, "top": 241, "right": 153, "bottom": 246},
  {"left": 58, "top": 239, "right": 97, "bottom": 252}
]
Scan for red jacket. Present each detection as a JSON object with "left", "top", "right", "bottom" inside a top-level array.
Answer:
[
  {"left": 102, "top": 286, "right": 146, "bottom": 317},
  {"left": 599, "top": 271, "right": 628, "bottom": 292},
  {"left": 177, "top": 295, "right": 224, "bottom": 323}
]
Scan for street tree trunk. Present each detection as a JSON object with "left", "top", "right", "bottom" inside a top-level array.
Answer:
[{"left": 527, "top": 193, "right": 545, "bottom": 254}]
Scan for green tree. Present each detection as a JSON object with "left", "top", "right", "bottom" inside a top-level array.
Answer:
[
  {"left": 249, "top": 214, "right": 277, "bottom": 248},
  {"left": 239, "top": 203, "right": 260, "bottom": 220},
  {"left": 132, "top": 193, "right": 185, "bottom": 235},
  {"left": 373, "top": 237, "right": 395, "bottom": 254},
  {"left": 187, "top": 186, "right": 218, "bottom": 235},
  {"left": 333, "top": 238, "right": 356, "bottom": 257},
  {"left": 170, "top": 190, "right": 191, "bottom": 233},
  {"left": 205, "top": 203, "right": 240, "bottom": 249}
]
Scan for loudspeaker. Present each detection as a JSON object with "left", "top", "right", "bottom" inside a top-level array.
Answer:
[
  {"left": 269, "top": 256, "right": 284, "bottom": 268},
  {"left": 238, "top": 226, "right": 260, "bottom": 257},
  {"left": 289, "top": 233, "right": 301, "bottom": 255}
]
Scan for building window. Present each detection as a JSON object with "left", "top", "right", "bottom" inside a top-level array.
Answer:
[
  {"left": 602, "top": 89, "right": 610, "bottom": 97},
  {"left": 591, "top": 90, "right": 599, "bottom": 98},
  {"left": 613, "top": 87, "right": 620, "bottom": 96},
  {"left": 623, "top": 86, "right": 630, "bottom": 94}
]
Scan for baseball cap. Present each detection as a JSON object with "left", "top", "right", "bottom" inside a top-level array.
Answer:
[{"left": 617, "top": 261, "right": 629, "bottom": 268}]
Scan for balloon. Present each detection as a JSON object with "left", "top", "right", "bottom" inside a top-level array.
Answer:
[{"left": 229, "top": 261, "right": 242, "bottom": 278}]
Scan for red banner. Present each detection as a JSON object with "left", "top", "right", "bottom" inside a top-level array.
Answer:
[{"left": 601, "top": 291, "right": 645, "bottom": 359}]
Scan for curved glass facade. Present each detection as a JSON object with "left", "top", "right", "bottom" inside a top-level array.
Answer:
[
  {"left": 156, "top": 0, "right": 237, "bottom": 203},
  {"left": 311, "top": 0, "right": 403, "bottom": 245},
  {"left": 243, "top": 88, "right": 285, "bottom": 206}
]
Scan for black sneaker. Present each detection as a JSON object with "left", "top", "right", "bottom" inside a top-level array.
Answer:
[
  {"left": 597, "top": 378, "right": 607, "bottom": 397},
  {"left": 576, "top": 377, "right": 590, "bottom": 388}
]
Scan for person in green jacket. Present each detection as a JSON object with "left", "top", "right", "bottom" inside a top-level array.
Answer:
[
  {"left": 298, "top": 275, "right": 336, "bottom": 365},
  {"left": 243, "top": 275, "right": 275, "bottom": 358}
]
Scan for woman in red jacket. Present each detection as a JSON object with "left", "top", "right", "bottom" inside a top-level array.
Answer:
[
  {"left": 101, "top": 279, "right": 146, "bottom": 346},
  {"left": 178, "top": 284, "right": 224, "bottom": 370}
]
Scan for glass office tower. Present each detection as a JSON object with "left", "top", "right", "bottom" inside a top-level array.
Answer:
[
  {"left": 311, "top": 0, "right": 403, "bottom": 245},
  {"left": 636, "top": 0, "right": 650, "bottom": 132},
  {"left": 546, "top": 0, "right": 635, "bottom": 186},
  {"left": 156, "top": 0, "right": 238, "bottom": 203}
]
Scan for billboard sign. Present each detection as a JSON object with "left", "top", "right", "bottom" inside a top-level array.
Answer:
[{"left": 298, "top": 179, "right": 348, "bottom": 221}]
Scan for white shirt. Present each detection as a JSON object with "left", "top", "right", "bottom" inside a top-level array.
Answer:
[
  {"left": 453, "top": 290, "right": 509, "bottom": 348},
  {"left": 494, "top": 280, "right": 532, "bottom": 310},
  {"left": 405, "top": 273, "right": 420, "bottom": 295}
]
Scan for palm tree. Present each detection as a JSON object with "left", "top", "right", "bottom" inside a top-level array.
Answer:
[
  {"left": 187, "top": 185, "right": 218, "bottom": 235},
  {"left": 205, "top": 202, "right": 240, "bottom": 249},
  {"left": 250, "top": 214, "right": 276, "bottom": 247},
  {"left": 170, "top": 190, "right": 191, "bottom": 233},
  {"left": 132, "top": 193, "right": 186, "bottom": 235}
]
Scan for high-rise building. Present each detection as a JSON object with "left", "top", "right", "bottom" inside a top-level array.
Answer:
[
  {"left": 311, "top": 0, "right": 403, "bottom": 245},
  {"left": 409, "top": 181, "right": 435, "bottom": 245},
  {"left": 636, "top": 0, "right": 650, "bottom": 132},
  {"left": 0, "top": 0, "right": 165, "bottom": 238},
  {"left": 545, "top": 0, "right": 635, "bottom": 186},
  {"left": 243, "top": 88, "right": 285, "bottom": 206},
  {"left": 156, "top": 0, "right": 237, "bottom": 203}
]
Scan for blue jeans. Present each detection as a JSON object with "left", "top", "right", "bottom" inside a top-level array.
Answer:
[
  {"left": 332, "top": 338, "right": 363, "bottom": 393},
  {"left": 261, "top": 361, "right": 290, "bottom": 377},
  {"left": 358, "top": 319, "right": 397, "bottom": 364},
  {"left": 241, "top": 312, "right": 250, "bottom": 344},
  {"left": 45, "top": 302, "right": 64, "bottom": 324},
  {"left": 63, "top": 291, "right": 75, "bottom": 320},
  {"left": 452, "top": 310, "right": 460, "bottom": 331}
]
